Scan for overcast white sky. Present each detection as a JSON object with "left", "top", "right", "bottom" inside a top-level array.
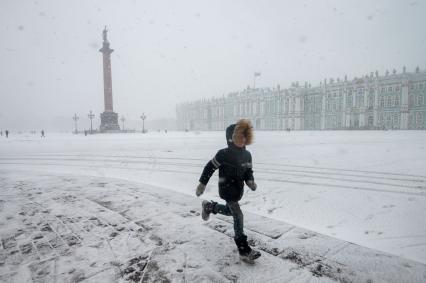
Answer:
[{"left": 0, "top": 0, "right": 425, "bottom": 131}]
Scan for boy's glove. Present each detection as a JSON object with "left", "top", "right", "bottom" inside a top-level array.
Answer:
[
  {"left": 196, "top": 183, "right": 206, "bottom": 197},
  {"left": 245, "top": 180, "right": 257, "bottom": 191}
]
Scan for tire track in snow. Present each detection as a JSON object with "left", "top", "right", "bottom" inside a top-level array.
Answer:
[
  {"left": 1, "top": 160, "right": 426, "bottom": 197},
  {"left": 7, "top": 152, "right": 426, "bottom": 179},
  {"left": 11, "top": 154, "right": 426, "bottom": 192},
  {"left": 0, "top": 155, "right": 426, "bottom": 185}
]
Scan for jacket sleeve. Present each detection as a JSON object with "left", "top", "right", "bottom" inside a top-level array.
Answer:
[
  {"left": 244, "top": 152, "right": 254, "bottom": 181},
  {"left": 199, "top": 150, "right": 224, "bottom": 185}
]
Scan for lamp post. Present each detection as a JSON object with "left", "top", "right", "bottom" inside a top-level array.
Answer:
[
  {"left": 72, "top": 113, "right": 79, "bottom": 134},
  {"left": 140, "top": 113, "right": 147, "bottom": 133},
  {"left": 88, "top": 110, "right": 95, "bottom": 134},
  {"left": 120, "top": 115, "right": 125, "bottom": 131}
]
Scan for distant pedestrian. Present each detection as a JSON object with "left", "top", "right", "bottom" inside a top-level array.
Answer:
[
  {"left": 5, "top": 130, "right": 9, "bottom": 138},
  {"left": 41, "top": 130, "right": 45, "bottom": 138},
  {"left": 0, "top": 130, "right": 2, "bottom": 136},
  {"left": 84, "top": 130, "right": 87, "bottom": 136}
]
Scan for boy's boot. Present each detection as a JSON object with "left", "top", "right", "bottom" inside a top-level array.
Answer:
[
  {"left": 201, "top": 200, "right": 217, "bottom": 221},
  {"left": 234, "top": 235, "right": 261, "bottom": 262}
]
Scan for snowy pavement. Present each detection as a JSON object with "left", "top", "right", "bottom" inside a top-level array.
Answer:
[
  {"left": 1, "top": 131, "right": 426, "bottom": 282},
  {"left": 0, "top": 170, "right": 425, "bottom": 282},
  {"left": 0, "top": 170, "right": 330, "bottom": 282}
]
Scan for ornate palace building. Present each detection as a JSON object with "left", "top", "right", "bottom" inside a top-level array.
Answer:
[{"left": 176, "top": 67, "right": 426, "bottom": 131}]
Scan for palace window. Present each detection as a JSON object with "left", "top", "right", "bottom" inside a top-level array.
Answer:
[
  {"left": 409, "top": 95, "right": 414, "bottom": 107},
  {"left": 355, "top": 95, "right": 363, "bottom": 107},
  {"left": 368, "top": 95, "right": 374, "bottom": 108},
  {"left": 388, "top": 86, "right": 393, "bottom": 92},
  {"left": 386, "top": 115, "right": 391, "bottom": 126},
  {"left": 395, "top": 95, "right": 400, "bottom": 106},
  {"left": 417, "top": 113, "right": 423, "bottom": 125},
  {"left": 347, "top": 94, "right": 353, "bottom": 108},
  {"left": 408, "top": 114, "right": 414, "bottom": 127},
  {"left": 307, "top": 98, "right": 311, "bottom": 112},
  {"left": 379, "top": 96, "right": 384, "bottom": 108},
  {"left": 395, "top": 86, "right": 400, "bottom": 92},
  {"left": 316, "top": 97, "right": 322, "bottom": 112},
  {"left": 417, "top": 95, "right": 424, "bottom": 106},
  {"left": 393, "top": 114, "right": 399, "bottom": 127}
]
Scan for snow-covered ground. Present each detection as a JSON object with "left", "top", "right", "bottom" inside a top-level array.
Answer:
[{"left": 1, "top": 130, "right": 426, "bottom": 282}]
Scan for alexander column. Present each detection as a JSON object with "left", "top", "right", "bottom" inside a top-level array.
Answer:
[{"left": 99, "top": 26, "right": 120, "bottom": 132}]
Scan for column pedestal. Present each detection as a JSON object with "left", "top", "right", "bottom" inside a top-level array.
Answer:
[{"left": 100, "top": 111, "right": 120, "bottom": 132}]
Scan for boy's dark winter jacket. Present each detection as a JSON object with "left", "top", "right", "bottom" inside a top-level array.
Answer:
[{"left": 199, "top": 124, "right": 254, "bottom": 202}]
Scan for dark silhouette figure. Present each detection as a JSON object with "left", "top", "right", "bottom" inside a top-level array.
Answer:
[
  {"left": 41, "top": 130, "right": 45, "bottom": 138},
  {"left": 5, "top": 130, "right": 9, "bottom": 138}
]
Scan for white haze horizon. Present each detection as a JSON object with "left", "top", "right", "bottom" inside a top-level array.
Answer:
[{"left": 1, "top": 0, "right": 425, "bottom": 131}]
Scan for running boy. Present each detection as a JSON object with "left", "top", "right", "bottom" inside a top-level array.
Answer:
[{"left": 195, "top": 119, "right": 261, "bottom": 261}]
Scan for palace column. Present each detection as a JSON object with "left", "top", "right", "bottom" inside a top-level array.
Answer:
[{"left": 400, "top": 79, "right": 409, "bottom": 129}]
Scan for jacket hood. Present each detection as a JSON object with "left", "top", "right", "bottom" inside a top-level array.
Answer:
[{"left": 226, "top": 124, "right": 236, "bottom": 146}]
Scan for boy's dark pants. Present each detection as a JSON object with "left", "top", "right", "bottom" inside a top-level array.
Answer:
[{"left": 215, "top": 201, "right": 244, "bottom": 239}]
